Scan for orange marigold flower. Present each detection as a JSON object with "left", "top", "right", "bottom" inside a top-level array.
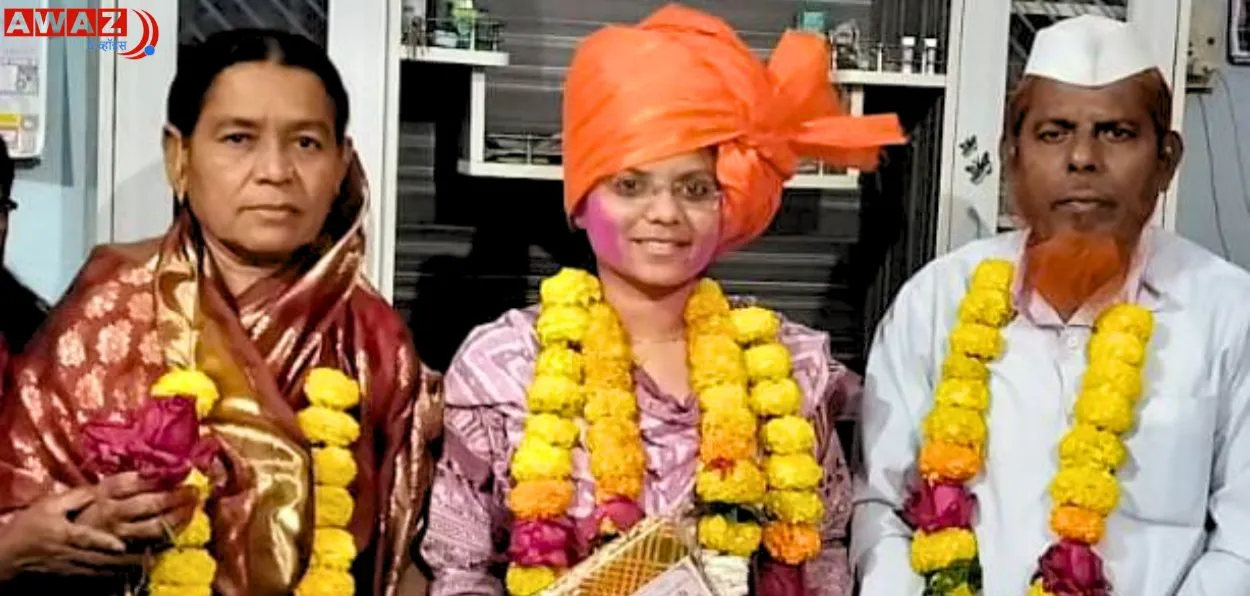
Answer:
[
  {"left": 918, "top": 441, "right": 983, "bottom": 483},
  {"left": 762, "top": 522, "right": 821, "bottom": 565},
  {"left": 1050, "top": 505, "right": 1105, "bottom": 544},
  {"left": 509, "top": 480, "right": 575, "bottom": 520},
  {"left": 596, "top": 473, "right": 643, "bottom": 503}
]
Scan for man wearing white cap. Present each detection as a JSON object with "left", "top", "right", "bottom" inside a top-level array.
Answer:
[{"left": 851, "top": 15, "right": 1250, "bottom": 596}]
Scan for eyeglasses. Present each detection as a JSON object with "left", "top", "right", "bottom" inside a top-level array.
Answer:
[
  {"left": 602, "top": 171, "right": 722, "bottom": 209},
  {"left": 0, "top": 198, "right": 15, "bottom": 215}
]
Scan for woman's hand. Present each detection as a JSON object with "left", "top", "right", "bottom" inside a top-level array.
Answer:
[
  {"left": 0, "top": 486, "right": 135, "bottom": 581},
  {"left": 76, "top": 472, "right": 198, "bottom": 545}
]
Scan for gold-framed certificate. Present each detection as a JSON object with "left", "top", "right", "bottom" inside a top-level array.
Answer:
[{"left": 541, "top": 517, "right": 716, "bottom": 596}]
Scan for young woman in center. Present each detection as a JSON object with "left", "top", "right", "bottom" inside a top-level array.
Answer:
[{"left": 421, "top": 5, "right": 905, "bottom": 595}]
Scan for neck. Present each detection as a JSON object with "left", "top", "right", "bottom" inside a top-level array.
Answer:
[
  {"left": 597, "top": 266, "right": 696, "bottom": 344},
  {"left": 201, "top": 233, "right": 285, "bottom": 298}
]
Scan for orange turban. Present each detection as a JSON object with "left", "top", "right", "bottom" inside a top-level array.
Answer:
[{"left": 562, "top": 4, "right": 907, "bottom": 250}]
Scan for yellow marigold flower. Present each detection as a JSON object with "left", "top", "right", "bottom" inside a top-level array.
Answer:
[
  {"left": 918, "top": 441, "right": 983, "bottom": 483},
  {"left": 1073, "top": 386, "right": 1136, "bottom": 434},
  {"left": 512, "top": 438, "right": 573, "bottom": 482},
  {"left": 1088, "top": 331, "right": 1147, "bottom": 367},
  {"left": 150, "top": 548, "right": 218, "bottom": 586},
  {"left": 303, "top": 368, "right": 360, "bottom": 411},
  {"left": 294, "top": 567, "right": 354, "bottom": 596},
  {"left": 744, "top": 343, "right": 793, "bottom": 382},
  {"left": 1082, "top": 359, "right": 1143, "bottom": 403},
  {"left": 298, "top": 407, "right": 361, "bottom": 448},
  {"left": 749, "top": 378, "right": 803, "bottom": 417},
  {"left": 685, "top": 279, "right": 731, "bottom": 324},
  {"left": 1050, "top": 465, "right": 1120, "bottom": 516},
  {"left": 314, "top": 447, "right": 358, "bottom": 488},
  {"left": 310, "top": 527, "right": 357, "bottom": 571},
  {"left": 699, "top": 383, "right": 749, "bottom": 412},
  {"left": 689, "top": 315, "right": 736, "bottom": 341},
  {"left": 689, "top": 334, "right": 746, "bottom": 393},
  {"left": 697, "top": 514, "right": 762, "bottom": 557},
  {"left": 1029, "top": 580, "right": 1057, "bottom": 596},
  {"left": 696, "top": 460, "right": 767, "bottom": 504},
  {"left": 761, "top": 416, "right": 816, "bottom": 455},
  {"left": 586, "top": 418, "right": 641, "bottom": 451},
  {"left": 765, "top": 490, "right": 825, "bottom": 524},
  {"left": 590, "top": 441, "right": 645, "bottom": 480},
  {"left": 949, "top": 323, "right": 1003, "bottom": 361},
  {"left": 934, "top": 379, "right": 990, "bottom": 412},
  {"left": 152, "top": 369, "right": 220, "bottom": 419},
  {"left": 910, "top": 528, "right": 978, "bottom": 574},
  {"left": 583, "top": 303, "right": 629, "bottom": 352},
  {"left": 539, "top": 268, "right": 602, "bottom": 307},
  {"left": 536, "top": 305, "right": 590, "bottom": 346},
  {"left": 730, "top": 306, "right": 780, "bottom": 345},
  {"left": 1050, "top": 504, "right": 1105, "bottom": 544},
  {"left": 1058, "top": 424, "right": 1127, "bottom": 471},
  {"left": 505, "top": 565, "right": 556, "bottom": 596},
  {"left": 183, "top": 469, "right": 211, "bottom": 502},
  {"left": 765, "top": 454, "right": 823, "bottom": 491},
  {"left": 583, "top": 387, "right": 637, "bottom": 421},
  {"left": 315, "top": 486, "right": 355, "bottom": 527},
  {"left": 958, "top": 288, "right": 1014, "bottom": 328},
  {"left": 535, "top": 345, "right": 584, "bottom": 382},
  {"left": 509, "top": 480, "right": 575, "bottom": 520},
  {"left": 951, "top": 585, "right": 976, "bottom": 596},
  {"left": 700, "top": 407, "right": 758, "bottom": 464},
  {"left": 1094, "top": 304, "right": 1153, "bottom": 343},
  {"left": 970, "top": 259, "right": 1014, "bottom": 291},
  {"left": 173, "top": 508, "right": 211, "bottom": 548},
  {"left": 922, "top": 405, "right": 987, "bottom": 448},
  {"left": 149, "top": 585, "right": 211, "bottom": 596},
  {"left": 525, "top": 413, "right": 580, "bottom": 448},
  {"left": 941, "top": 353, "right": 990, "bottom": 382},
  {"left": 526, "top": 374, "right": 584, "bottom": 418},
  {"left": 596, "top": 473, "right": 644, "bottom": 502},
  {"left": 582, "top": 353, "right": 633, "bottom": 391},
  {"left": 762, "top": 521, "right": 821, "bottom": 565}
]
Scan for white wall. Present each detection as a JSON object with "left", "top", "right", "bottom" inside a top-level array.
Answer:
[{"left": 7, "top": 21, "right": 98, "bottom": 301}]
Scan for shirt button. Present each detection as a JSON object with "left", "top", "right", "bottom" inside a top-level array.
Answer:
[{"left": 1065, "top": 334, "right": 1082, "bottom": 350}]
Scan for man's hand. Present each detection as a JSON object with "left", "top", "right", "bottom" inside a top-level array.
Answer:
[
  {"left": 0, "top": 486, "right": 136, "bottom": 581},
  {"left": 76, "top": 472, "right": 197, "bottom": 545}
]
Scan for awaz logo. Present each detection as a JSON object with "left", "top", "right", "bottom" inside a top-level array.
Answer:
[{"left": 1, "top": 8, "right": 160, "bottom": 60}]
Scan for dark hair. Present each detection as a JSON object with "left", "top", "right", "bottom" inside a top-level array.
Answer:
[
  {"left": 166, "top": 29, "right": 350, "bottom": 142},
  {"left": 0, "top": 135, "right": 49, "bottom": 353},
  {"left": 1005, "top": 70, "right": 1173, "bottom": 152}
]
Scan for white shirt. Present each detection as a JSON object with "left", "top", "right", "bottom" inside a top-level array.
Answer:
[{"left": 851, "top": 228, "right": 1250, "bottom": 595}]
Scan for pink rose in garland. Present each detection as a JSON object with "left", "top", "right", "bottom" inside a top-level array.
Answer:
[
  {"left": 902, "top": 481, "right": 976, "bottom": 532},
  {"left": 1035, "top": 540, "right": 1110, "bottom": 596},
  {"left": 82, "top": 396, "right": 222, "bottom": 489},
  {"left": 573, "top": 496, "right": 645, "bottom": 556},
  {"left": 508, "top": 519, "right": 575, "bottom": 567},
  {"left": 754, "top": 556, "right": 805, "bottom": 596}
]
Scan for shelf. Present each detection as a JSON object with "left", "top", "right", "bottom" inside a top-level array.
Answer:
[
  {"left": 832, "top": 69, "right": 948, "bottom": 89},
  {"left": 399, "top": 45, "right": 510, "bottom": 67},
  {"left": 456, "top": 160, "right": 859, "bottom": 190}
]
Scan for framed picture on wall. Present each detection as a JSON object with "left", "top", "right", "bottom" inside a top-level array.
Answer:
[{"left": 1233, "top": 0, "right": 1250, "bottom": 64}]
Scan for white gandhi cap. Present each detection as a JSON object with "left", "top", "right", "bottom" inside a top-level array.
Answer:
[{"left": 1023, "top": 15, "right": 1164, "bottom": 88}]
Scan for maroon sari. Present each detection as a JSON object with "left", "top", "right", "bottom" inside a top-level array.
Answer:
[{"left": 0, "top": 158, "right": 440, "bottom": 595}]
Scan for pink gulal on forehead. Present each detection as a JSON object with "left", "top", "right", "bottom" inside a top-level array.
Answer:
[{"left": 579, "top": 191, "right": 718, "bottom": 276}]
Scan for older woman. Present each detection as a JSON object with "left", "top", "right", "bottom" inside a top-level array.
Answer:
[
  {"left": 0, "top": 29, "right": 439, "bottom": 595},
  {"left": 421, "top": 5, "right": 905, "bottom": 596}
]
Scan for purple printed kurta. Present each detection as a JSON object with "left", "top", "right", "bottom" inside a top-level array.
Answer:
[{"left": 420, "top": 306, "right": 859, "bottom": 595}]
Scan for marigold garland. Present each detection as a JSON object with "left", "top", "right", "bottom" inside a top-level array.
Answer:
[
  {"left": 504, "top": 269, "right": 824, "bottom": 595},
  {"left": 901, "top": 259, "right": 1154, "bottom": 596},
  {"left": 295, "top": 367, "right": 363, "bottom": 596},
  {"left": 148, "top": 369, "right": 221, "bottom": 594}
]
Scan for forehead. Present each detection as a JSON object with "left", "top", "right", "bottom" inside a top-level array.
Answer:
[
  {"left": 627, "top": 150, "right": 716, "bottom": 176},
  {"left": 198, "top": 62, "right": 335, "bottom": 126},
  {"left": 1023, "top": 77, "right": 1153, "bottom": 124}
]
